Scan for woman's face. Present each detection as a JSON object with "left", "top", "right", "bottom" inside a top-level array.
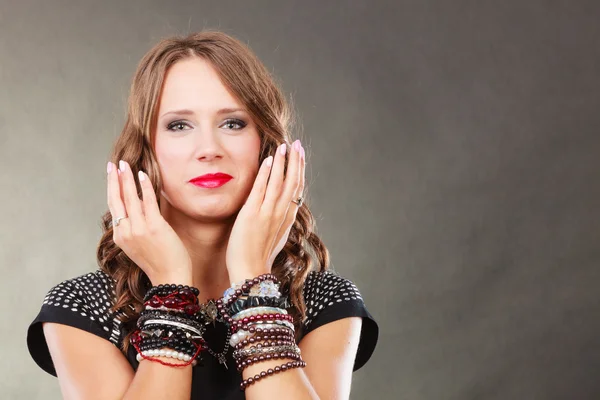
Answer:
[{"left": 154, "top": 57, "right": 262, "bottom": 221}]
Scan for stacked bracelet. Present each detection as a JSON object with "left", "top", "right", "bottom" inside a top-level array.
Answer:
[
  {"left": 216, "top": 273, "right": 306, "bottom": 391},
  {"left": 132, "top": 283, "right": 206, "bottom": 368}
]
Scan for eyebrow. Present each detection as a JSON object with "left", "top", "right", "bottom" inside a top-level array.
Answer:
[{"left": 160, "top": 108, "right": 247, "bottom": 119}]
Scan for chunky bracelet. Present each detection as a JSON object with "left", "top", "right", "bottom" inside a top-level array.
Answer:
[
  {"left": 228, "top": 296, "right": 288, "bottom": 316},
  {"left": 240, "top": 360, "right": 307, "bottom": 390},
  {"left": 144, "top": 291, "right": 200, "bottom": 316}
]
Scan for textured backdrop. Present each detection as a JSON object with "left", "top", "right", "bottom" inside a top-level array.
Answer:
[{"left": 3, "top": 1, "right": 600, "bottom": 399}]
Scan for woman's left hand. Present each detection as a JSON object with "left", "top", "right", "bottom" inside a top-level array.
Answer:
[{"left": 225, "top": 139, "right": 305, "bottom": 284}]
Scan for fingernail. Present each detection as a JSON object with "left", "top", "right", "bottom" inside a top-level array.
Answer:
[
  {"left": 106, "top": 162, "right": 112, "bottom": 174},
  {"left": 293, "top": 140, "right": 301, "bottom": 152},
  {"left": 300, "top": 146, "right": 305, "bottom": 160},
  {"left": 138, "top": 171, "right": 146, "bottom": 182},
  {"left": 119, "top": 160, "right": 126, "bottom": 171},
  {"left": 279, "top": 143, "right": 287, "bottom": 155},
  {"left": 266, "top": 156, "right": 273, "bottom": 167}
]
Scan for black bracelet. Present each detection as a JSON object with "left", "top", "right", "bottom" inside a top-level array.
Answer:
[{"left": 227, "top": 296, "right": 289, "bottom": 315}]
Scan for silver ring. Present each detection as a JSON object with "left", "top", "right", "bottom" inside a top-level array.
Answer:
[
  {"left": 291, "top": 196, "right": 303, "bottom": 207},
  {"left": 112, "top": 216, "right": 127, "bottom": 227}
]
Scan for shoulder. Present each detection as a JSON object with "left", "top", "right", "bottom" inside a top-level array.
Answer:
[
  {"left": 299, "top": 269, "right": 379, "bottom": 371},
  {"left": 302, "top": 269, "right": 364, "bottom": 325},
  {"left": 28, "top": 269, "right": 126, "bottom": 376},
  {"left": 40, "top": 269, "right": 121, "bottom": 335}
]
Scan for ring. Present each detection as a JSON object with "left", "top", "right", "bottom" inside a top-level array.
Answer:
[
  {"left": 291, "top": 196, "right": 303, "bottom": 207},
  {"left": 112, "top": 216, "right": 127, "bottom": 227}
]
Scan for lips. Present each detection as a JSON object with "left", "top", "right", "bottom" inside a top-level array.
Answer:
[{"left": 189, "top": 173, "right": 233, "bottom": 188}]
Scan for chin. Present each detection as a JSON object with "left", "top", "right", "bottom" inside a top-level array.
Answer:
[{"left": 188, "top": 198, "right": 241, "bottom": 221}]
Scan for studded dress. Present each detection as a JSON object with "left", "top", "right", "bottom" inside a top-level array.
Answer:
[{"left": 27, "top": 269, "right": 378, "bottom": 399}]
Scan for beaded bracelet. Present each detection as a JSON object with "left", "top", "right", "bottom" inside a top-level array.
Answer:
[
  {"left": 236, "top": 350, "right": 303, "bottom": 372},
  {"left": 232, "top": 306, "right": 288, "bottom": 320},
  {"left": 230, "top": 326, "right": 294, "bottom": 347},
  {"left": 143, "top": 284, "right": 199, "bottom": 303},
  {"left": 240, "top": 361, "right": 307, "bottom": 390},
  {"left": 132, "top": 340, "right": 203, "bottom": 368},
  {"left": 136, "top": 348, "right": 199, "bottom": 366}
]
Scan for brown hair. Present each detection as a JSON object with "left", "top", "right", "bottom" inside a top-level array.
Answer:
[{"left": 95, "top": 30, "right": 329, "bottom": 354}]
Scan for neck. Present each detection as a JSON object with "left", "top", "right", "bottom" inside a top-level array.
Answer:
[{"left": 160, "top": 202, "right": 235, "bottom": 303}]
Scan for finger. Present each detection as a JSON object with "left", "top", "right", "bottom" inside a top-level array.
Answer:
[
  {"left": 138, "top": 170, "right": 161, "bottom": 220},
  {"left": 262, "top": 143, "right": 287, "bottom": 211},
  {"left": 278, "top": 139, "right": 302, "bottom": 215},
  {"left": 106, "top": 161, "right": 130, "bottom": 232},
  {"left": 244, "top": 155, "right": 274, "bottom": 209},
  {"left": 118, "top": 160, "right": 145, "bottom": 228},
  {"left": 296, "top": 144, "right": 306, "bottom": 200}
]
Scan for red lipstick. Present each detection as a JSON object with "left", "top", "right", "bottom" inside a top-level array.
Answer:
[{"left": 189, "top": 173, "right": 233, "bottom": 188}]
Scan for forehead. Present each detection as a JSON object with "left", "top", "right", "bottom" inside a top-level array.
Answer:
[{"left": 158, "top": 57, "right": 241, "bottom": 113}]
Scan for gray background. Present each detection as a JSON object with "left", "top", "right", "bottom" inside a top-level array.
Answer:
[{"left": 3, "top": 0, "right": 600, "bottom": 399}]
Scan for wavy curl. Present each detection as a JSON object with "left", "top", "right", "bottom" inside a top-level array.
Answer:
[{"left": 95, "top": 31, "right": 330, "bottom": 354}]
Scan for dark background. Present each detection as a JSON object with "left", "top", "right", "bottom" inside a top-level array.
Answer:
[{"left": 4, "top": 1, "right": 600, "bottom": 398}]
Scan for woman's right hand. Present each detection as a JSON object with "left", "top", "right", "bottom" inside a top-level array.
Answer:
[{"left": 106, "top": 160, "right": 193, "bottom": 286}]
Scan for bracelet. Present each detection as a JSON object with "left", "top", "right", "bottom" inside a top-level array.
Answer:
[
  {"left": 233, "top": 344, "right": 300, "bottom": 361},
  {"left": 240, "top": 360, "right": 306, "bottom": 390},
  {"left": 232, "top": 306, "right": 288, "bottom": 320},
  {"left": 137, "top": 310, "right": 205, "bottom": 332},
  {"left": 143, "top": 284, "right": 199, "bottom": 303},
  {"left": 136, "top": 348, "right": 199, "bottom": 366},
  {"left": 143, "top": 319, "right": 204, "bottom": 338},
  {"left": 236, "top": 350, "right": 303, "bottom": 372}
]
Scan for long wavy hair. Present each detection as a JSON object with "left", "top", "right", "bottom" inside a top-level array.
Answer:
[{"left": 95, "top": 31, "right": 330, "bottom": 354}]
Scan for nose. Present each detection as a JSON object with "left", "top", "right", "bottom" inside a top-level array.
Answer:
[{"left": 193, "top": 126, "right": 224, "bottom": 162}]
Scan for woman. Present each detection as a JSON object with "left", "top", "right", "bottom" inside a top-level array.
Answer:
[{"left": 27, "top": 30, "right": 378, "bottom": 399}]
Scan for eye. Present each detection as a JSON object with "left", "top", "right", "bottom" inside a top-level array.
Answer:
[
  {"left": 166, "top": 120, "right": 191, "bottom": 132},
  {"left": 221, "top": 118, "right": 247, "bottom": 130}
]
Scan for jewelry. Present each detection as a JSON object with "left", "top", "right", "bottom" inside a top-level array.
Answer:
[
  {"left": 143, "top": 319, "right": 204, "bottom": 338},
  {"left": 232, "top": 306, "right": 287, "bottom": 321},
  {"left": 205, "top": 328, "right": 232, "bottom": 369},
  {"left": 136, "top": 349, "right": 198, "bottom": 366},
  {"left": 233, "top": 344, "right": 300, "bottom": 360},
  {"left": 112, "top": 216, "right": 127, "bottom": 226},
  {"left": 291, "top": 196, "right": 303, "bottom": 207}
]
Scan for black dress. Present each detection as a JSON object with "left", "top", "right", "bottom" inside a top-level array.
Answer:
[{"left": 27, "top": 269, "right": 379, "bottom": 399}]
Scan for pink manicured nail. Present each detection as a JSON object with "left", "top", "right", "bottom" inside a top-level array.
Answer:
[
  {"left": 300, "top": 146, "right": 305, "bottom": 160},
  {"left": 138, "top": 171, "right": 146, "bottom": 182},
  {"left": 293, "top": 140, "right": 301, "bottom": 152},
  {"left": 119, "top": 160, "right": 127, "bottom": 171},
  {"left": 279, "top": 143, "right": 287, "bottom": 155},
  {"left": 266, "top": 156, "right": 273, "bottom": 167},
  {"left": 106, "top": 162, "right": 112, "bottom": 174}
]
